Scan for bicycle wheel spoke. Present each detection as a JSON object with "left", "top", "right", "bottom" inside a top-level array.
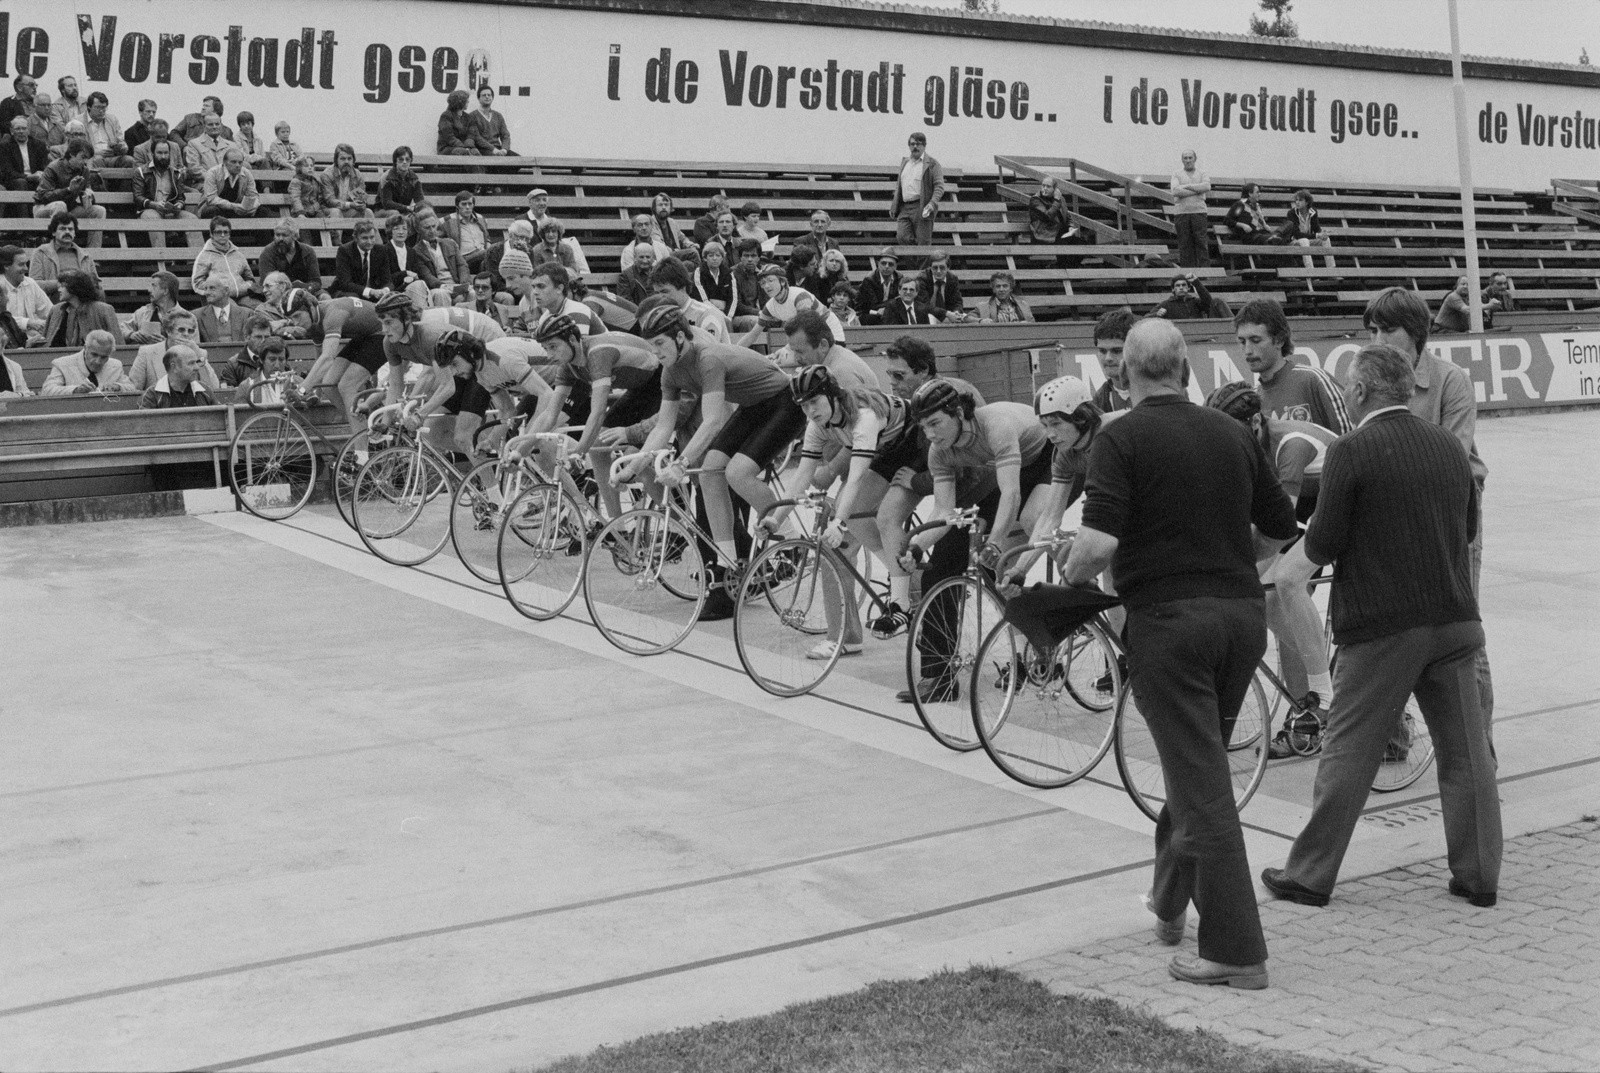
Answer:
[
  {"left": 452, "top": 459, "right": 522, "bottom": 584},
  {"left": 353, "top": 448, "right": 454, "bottom": 566},
  {"left": 1371, "top": 703, "right": 1436, "bottom": 793},
  {"left": 735, "top": 541, "right": 846, "bottom": 697},
  {"left": 332, "top": 431, "right": 369, "bottom": 531},
  {"left": 906, "top": 576, "right": 1003, "bottom": 751},
  {"left": 498, "top": 482, "right": 587, "bottom": 621},
  {"left": 230, "top": 412, "right": 316, "bottom": 521},
  {"left": 583, "top": 509, "right": 705, "bottom": 655}
]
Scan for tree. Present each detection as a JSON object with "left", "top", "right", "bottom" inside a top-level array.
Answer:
[
  {"left": 1249, "top": 0, "right": 1299, "bottom": 38},
  {"left": 961, "top": 0, "right": 1001, "bottom": 12}
]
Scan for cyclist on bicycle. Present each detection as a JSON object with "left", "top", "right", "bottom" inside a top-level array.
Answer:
[
  {"left": 375, "top": 292, "right": 495, "bottom": 464},
  {"left": 1208, "top": 380, "right": 1337, "bottom": 757},
  {"left": 289, "top": 289, "right": 388, "bottom": 436},
  {"left": 620, "top": 296, "right": 806, "bottom": 621},
  {"left": 419, "top": 304, "right": 507, "bottom": 343},
  {"left": 898, "top": 380, "right": 1055, "bottom": 704}
]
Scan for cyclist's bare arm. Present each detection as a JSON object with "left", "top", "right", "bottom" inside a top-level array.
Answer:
[
  {"left": 572, "top": 378, "right": 611, "bottom": 458},
  {"left": 676, "top": 390, "right": 729, "bottom": 468},
  {"left": 1008, "top": 480, "right": 1070, "bottom": 586}
]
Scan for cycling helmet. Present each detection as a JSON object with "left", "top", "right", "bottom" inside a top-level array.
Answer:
[
  {"left": 533, "top": 313, "right": 582, "bottom": 348},
  {"left": 1033, "top": 375, "right": 1092, "bottom": 419},
  {"left": 634, "top": 294, "right": 688, "bottom": 340},
  {"left": 1205, "top": 381, "right": 1262, "bottom": 422},
  {"left": 434, "top": 330, "right": 485, "bottom": 369},
  {"left": 374, "top": 292, "right": 416, "bottom": 321},
  {"left": 791, "top": 364, "right": 843, "bottom": 406},
  {"left": 757, "top": 264, "right": 787, "bottom": 281},
  {"left": 910, "top": 378, "right": 966, "bottom": 423},
  {"left": 283, "top": 288, "right": 318, "bottom": 320}
]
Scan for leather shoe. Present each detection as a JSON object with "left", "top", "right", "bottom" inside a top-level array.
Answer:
[
  {"left": 1261, "top": 867, "right": 1330, "bottom": 907},
  {"left": 1142, "top": 892, "right": 1185, "bottom": 945},
  {"left": 1168, "top": 954, "right": 1268, "bottom": 990},
  {"left": 1448, "top": 878, "right": 1497, "bottom": 907},
  {"left": 896, "top": 676, "right": 959, "bottom": 704}
]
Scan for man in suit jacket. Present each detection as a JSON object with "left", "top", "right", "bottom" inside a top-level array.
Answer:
[
  {"left": 415, "top": 214, "right": 468, "bottom": 288},
  {"left": 39, "top": 329, "right": 133, "bottom": 394},
  {"left": 1262, "top": 343, "right": 1500, "bottom": 910},
  {"left": 867, "top": 277, "right": 941, "bottom": 326},
  {"left": 889, "top": 132, "right": 945, "bottom": 246},
  {"left": 258, "top": 217, "right": 321, "bottom": 289},
  {"left": 196, "top": 276, "right": 249, "bottom": 343},
  {"left": 332, "top": 219, "right": 399, "bottom": 300},
  {"left": 917, "top": 251, "right": 966, "bottom": 320},
  {"left": 853, "top": 248, "right": 902, "bottom": 320},
  {"left": 0, "top": 116, "right": 50, "bottom": 201}
]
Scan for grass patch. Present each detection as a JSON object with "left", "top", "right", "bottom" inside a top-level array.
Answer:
[{"left": 529, "top": 966, "right": 1363, "bottom": 1072}]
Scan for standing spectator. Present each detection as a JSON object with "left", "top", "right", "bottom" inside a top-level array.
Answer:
[
  {"left": 332, "top": 218, "right": 399, "bottom": 300},
  {"left": 792, "top": 210, "right": 841, "bottom": 257},
  {"left": 258, "top": 218, "right": 320, "bottom": 290},
  {"left": 40, "top": 329, "right": 131, "bottom": 394},
  {"left": 917, "top": 250, "right": 966, "bottom": 321},
  {"left": 124, "top": 99, "right": 157, "bottom": 156},
  {"left": 0, "top": 74, "right": 37, "bottom": 130},
  {"left": 192, "top": 216, "right": 256, "bottom": 299},
  {"left": 139, "top": 346, "right": 216, "bottom": 408},
  {"left": 1091, "top": 307, "right": 1137, "bottom": 413},
  {"left": 200, "top": 147, "right": 260, "bottom": 218},
  {"left": 1151, "top": 273, "right": 1213, "bottom": 319},
  {"left": 28, "top": 93, "right": 65, "bottom": 155},
  {"left": 1, "top": 116, "right": 50, "bottom": 212},
  {"left": 442, "top": 190, "right": 489, "bottom": 275},
  {"left": 469, "top": 85, "right": 513, "bottom": 155},
  {"left": 648, "top": 192, "right": 691, "bottom": 250},
  {"left": 1362, "top": 286, "right": 1493, "bottom": 725},
  {"left": 736, "top": 201, "right": 769, "bottom": 247},
  {"left": 1, "top": 245, "right": 52, "bottom": 342},
  {"left": 619, "top": 213, "right": 673, "bottom": 272},
  {"left": 288, "top": 155, "right": 335, "bottom": 220},
  {"left": 42, "top": 269, "right": 121, "bottom": 348},
  {"left": 1028, "top": 175, "right": 1077, "bottom": 243},
  {"left": 415, "top": 213, "right": 469, "bottom": 291},
  {"left": 854, "top": 248, "right": 902, "bottom": 320},
  {"left": 264, "top": 121, "right": 302, "bottom": 170},
  {"left": 1275, "top": 189, "right": 1334, "bottom": 269},
  {"left": 693, "top": 194, "right": 730, "bottom": 247},
  {"left": 974, "top": 270, "right": 1033, "bottom": 323},
  {"left": 127, "top": 271, "right": 185, "bottom": 344},
  {"left": 1225, "top": 182, "right": 1273, "bottom": 243},
  {"left": 29, "top": 212, "right": 98, "bottom": 289},
  {"left": 52, "top": 77, "right": 88, "bottom": 128},
  {"left": 437, "top": 89, "right": 488, "bottom": 155},
  {"left": 1063, "top": 317, "right": 1296, "bottom": 989},
  {"left": 1234, "top": 298, "right": 1351, "bottom": 433},
  {"left": 172, "top": 95, "right": 231, "bottom": 143},
  {"left": 890, "top": 132, "right": 945, "bottom": 246},
  {"left": 182, "top": 111, "right": 236, "bottom": 176},
  {"left": 1169, "top": 149, "right": 1211, "bottom": 268},
  {"left": 196, "top": 276, "right": 249, "bottom": 343},
  {"left": 135, "top": 138, "right": 201, "bottom": 249},
  {"left": 33, "top": 139, "right": 106, "bottom": 245},
  {"left": 1262, "top": 344, "right": 1499, "bottom": 910},
  {"left": 325, "top": 143, "right": 373, "bottom": 222},
  {"left": 376, "top": 146, "right": 426, "bottom": 221}
]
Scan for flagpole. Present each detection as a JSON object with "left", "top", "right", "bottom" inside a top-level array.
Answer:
[{"left": 1448, "top": 0, "right": 1485, "bottom": 332}]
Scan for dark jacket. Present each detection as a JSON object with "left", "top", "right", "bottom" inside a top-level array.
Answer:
[
  {"left": 0, "top": 136, "right": 50, "bottom": 186},
  {"left": 376, "top": 168, "right": 425, "bottom": 214},
  {"left": 853, "top": 270, "right": 901, "bottom": 318},
  {"left": 437, "top": 109, "right": 491, "bottom": 155},
  {"left": 1028, "top": 192, "right": 1072, "bottom": 242},
  {"left": 1151, "top": 279, "right": 1214, "bottom": 320},
  {"left": 35, "top": 156, "right": 103, "bottom": 209},
  {"left": 617, "top": 265, "right": 652, "bottom": 305},
  {"left": 332, "top": 241, "right": 400, "bottom": 299},
  {"left": 730, "top": 264, "right": 762, "bottom": 319},
  {"left": 133, "top": 162, "right": 196, "bottom": 213},
  {"left": 416, "top": 237, "right": 469, "bottom": 286},
  {"left": 889, "top": 154, "right": 946, "bottom": 218},
  {"left": 140, "top": 379, "right": 216, "bottom": 408},
  {"left": 1225, "top": 197, "right": 1270, "bottom": 241},
  {"left": 259, "top": 239, "right": 322, "bottom": 287},
  {"left": 43, "top": 300, "right": 122, "bottom": 348},
  {"left": 389, "top": 239, "right": 440, "bottom": 291},
  {"left": 867, "top": 298, "right": 939, "bottom": 326},
  {"left": 197, "top": 300, "right": 250, "bottom": 343},
  {"left": 1276, "top": 206, "right": 1324, "bottom": 242},
  {"left": 917, "top": 271, "right": 965, "bottom": 317}
]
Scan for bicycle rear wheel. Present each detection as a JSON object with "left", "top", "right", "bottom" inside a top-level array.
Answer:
[
  {"left": 1114, "top": 670, "right": 1271, "bottom": 823},
  {"left": 332, "top": 430, "right": 369, "bottom": 531},
  {"left": 905, "top": 575, "right": 1005, "bottom": 752},
  {"left": 1371, "top": 703, "right": 1436, "bottom": 792},
  {"left": 230, "top": 411, "right": 316, "bottom": 521},
  {"left": 734, "top": 539, "right": 845, "bottom": 697},
  {"left": 452, "top": 459, "right": 535, "bottom": 583},
  {"left": 583, "top": 508, "right": 706, "bottom": 655},
  {"left": 972, "top": 620, "right": 1120, "bottom": 789},
  {"left": 497, "top": 481, "right": 587, "bottom": 621},
  {"left": 352, "top": 447, "right": 454, "bottom": 566}
]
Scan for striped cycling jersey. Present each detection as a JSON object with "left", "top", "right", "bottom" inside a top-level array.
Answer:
[
  {"left": 800, "top": 391, "right": 908, "bottom": 462},
  {"left": 420, "top": 306, "right": 506, "bottom": 343},
  {"left": 550, "top": 331, "right": 660, "bottom": 392},
  {"left": 927, "top": 402, "right": 1049, "bottom": 485}
]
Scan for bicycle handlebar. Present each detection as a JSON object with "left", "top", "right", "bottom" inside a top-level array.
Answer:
[
  {"left": 609, "top": 447, "right": 673, "bottom": 484},
  {"left": 905, "top": 506, "right": 985, "bottom": 542}
]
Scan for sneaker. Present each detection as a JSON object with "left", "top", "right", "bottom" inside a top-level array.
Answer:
[
  {"left": 868, "top": 602, "right": 910, "bottom": 639},
  {"left": 697, "top": 586, "right": 736, "bottom": 622},
  {"left": 807, "top": 639, "right": 863, "bottom": 661},
  {"left": 1267, "top": 695, "right": 1325, "bottom": 759},
  {"left": 895, "top": 676, "right": 959, "bottom": 704},
  {"left": 1094, "top": 655, "right": 1130, "bottom": 694}
]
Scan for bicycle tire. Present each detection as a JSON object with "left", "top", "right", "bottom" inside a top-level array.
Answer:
[
  {"left": 583, "top": 508, "right": 706, "bottom": 655},
  {"left": 1113, "top": 670, "right": 1271, "bottom": 823},
  {"left": 352, "top": 447, "right": 455, "bottom": 566},
  {"left": 905, "top": 575, "right": 1005, "bottom": 752},
  {"left": 331, "top": 430, "right": 369, "bottom": 531},
  {"left": 497, "top": 481, "right": 587, "bottom": 621},
  {"left": 971, "top": 620, "right": 1120, "bottom": 789},
  {"left": 734, "top": 539, "right": 846, "bottom": 697},
  {"left": 1371, "top": 703, "right": 1436, "bottom": 793},
  {"left": 229, "top": 410, "right": 316, "bottom": 521},
  {"left": 451, "top": 458, "right": 535, "bottom": 584}
]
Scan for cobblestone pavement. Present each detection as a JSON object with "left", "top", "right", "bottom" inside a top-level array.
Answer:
[{"left": 1014, "top": 818, "right": 1600, "bottom": 1072}]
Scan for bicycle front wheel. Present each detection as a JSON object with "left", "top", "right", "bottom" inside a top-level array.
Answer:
[
  {"left": 1371, "top": 702, "right": 1436, "bottom": 793},
  {"left": 735, "top": 539, "right": 846, "bottom": 697},
  {"left": 331, "top": 430, "right": 369, "bottom": 531},
  {"left": 352, "top": 447, "right": 454, "bottom": 566},
  {"left": 452, "top": 459, "right": 536, "bottom": 583},
  {"left": 230, "top": 411, "right": 316, "bottom": 521},
  {"left": 583, "top": 508, "right": 706, "bottom": 655},
  {"left": 905, "top": 575, "right": 1005, "bottom": 752},
  {"left": 497, "top": 481, "right": 587, "bottom": 621},
  {"left": 972, "top": 620, "right": 1120, "bottom": 789},
  {"left": 1114, "top": 670, "right": 1271, "bottom": 823}
]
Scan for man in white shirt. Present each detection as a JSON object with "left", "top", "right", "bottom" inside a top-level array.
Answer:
[
  {"left": 1, "top": 244, "right": 51, "bottom": 342},
  {"left": 890, "top": 132, "right": 945, "bottom": 246},
  {"left": 1170, "top": 149, "right": 1212, "bottom": 268},
  {"left": 619, "top": 212, "right": 673, "bottom": 272}
]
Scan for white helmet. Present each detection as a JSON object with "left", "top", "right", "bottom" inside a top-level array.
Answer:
[{"left": 1034, "top": 375, "right": 1092, "bottom": 419}]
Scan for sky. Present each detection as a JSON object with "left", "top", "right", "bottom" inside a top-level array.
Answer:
[{"left": 912, "top": 0, "right": 1597, "bottom": 67}]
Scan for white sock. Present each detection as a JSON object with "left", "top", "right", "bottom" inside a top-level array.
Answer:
[
  {"left": 889, "top": 575, "right": 910, "bottom": 608},
  {"left": 1307, "top": 672, "right": 1334, "bottom": 699}
]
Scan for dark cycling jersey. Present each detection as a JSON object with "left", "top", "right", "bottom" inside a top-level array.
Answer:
[
  {"left": 313, "top": 297, "right": 383, "bottom": 344},
  {"left": 661, "top": 342, "right": 788, "bottom": 407},
  {"left": 551, "top": 331, "right": 660, "bottom": 392},
  {"left": 382, "top": 321, "right": 461, "bottom": 368}
]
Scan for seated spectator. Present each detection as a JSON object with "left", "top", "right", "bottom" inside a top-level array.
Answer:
[
  {"left": 437, "top": 89, "right": 489, "bottom": 155},
  {"left": 131, "top": 119, "right": 190, "bottom": 180},
  {"left": 233, "top": 111, "right": 266, "bottom": 167},
  {"left": 127, "top": 270, "right": 185, "bottom": 343},
  {"left": 135, "top": 137, "right": 201, "bottom": 249},
  {"left": 1483, "top": 271, "right": 1516, "bottom": 316},
  {"left": 376, "top": 145, "right": 425, "bottom": 222},
  {"left": 332, "top": 217, "right": 399, "bottom": 300},
  {"left": 470, "top": 85, "right": 513, "bottom": 155},
  {"left": 463, "top": 272, "right": 507, "bottom": 325},
  {"left": 124, "top": 98, "right": 157, "bottom": 157},
  {"left": 0, "top": 74, "right": 36, "bottom": 133},
  {"left": 1275, "top": 188, "right": 1334, "bottom": 269},
  {"left": 258, "top": 272, "right": 299, "bottom": 327},
  {"left": 28, "top": 93, "right": 65, "bottom": 155},
  {"left": 83, "top": 92, "right": 131, "bottom": 167},
  {"left": 32, "top": 138, "right": 106, "bottom": 246},
  {"left": 648, "top": 256, "right": 729, "bottom": 342},
  {"left": 853, "top": 248, "right": 901, "bottom": 320},
  {"left": 218, "top": 313, "right": 278, "bottom": 386},
  {"left": 710, "top": 208, "right": 739, "bottom": 251},
  {"left": 648, "top": 192, "right": 691, "bottom": 250},
  {"left": 1029, "top": 175, "right": 1079, "bottom": 243},
  {"left": 483, "top": 219, "right": 536, "bottom": 295},
  {"left": 786, "top": 244, "right": 825, "bottom": 299},
  {"left": 0, "top": 340, "right": 31, "bottom": 397},
  {"left": 1, "top": 116, "right": 50, "bottom": 210},
  {"left": 386, "top": 215, "right": 448, "bottom": 307},
  {"left": 288, "top": 155, "right": 335, "bottom": 219},
  {"left": 618, "top": 213, "right": 672, "bottom": 272},
  {"left": 1433, "top": 275, "right": 1505, "bottom": 333},
  {"left": 264, "top": 121, "right": 302, "bottom": 170},
  {"left": 736, "top": 201, "right": 769, "bottom": 247},
  {"left": 917, "top": 249, "right": 967, "bottom": 321},
  {"left": 530, "top": 218, "right": 580, "bottom": 275},
  {"left": 41, "top": 268, "right": 121, "bottom": 348},
  {"left": 693, "top": 194, "right": 730, "bottom": 247},
  {"left": 792, "top": 210, "right": 841, "bottom": 257},
  {"left": 414, "top": 213, "right": 468, "bottom": 291},
  {"left": 616, "top": 242, "right": 657, "bottom": 304},
  {"left": 865, "top": 275, "right": 942, "bottom": 326},
  {"left": 182, "top": 110, "right": 236, "bottom": 176},
  {"left": 730, "top": 239, "right": 764, "bottom": 320},
  {"left": 128, "top": 307, "right": 220, "bottom": 392},
  {"left": 325, "top": 143, "right": 373, "bottom": 221},
  {"left": 974, "top": 270, "right": 1033, "bottom": 323},
  {"left": 200, "top": 147, "right": 260, "bottom": 218},
  {"left": 52, "top": 77, "right": 87, "bottom": 128},
  {"left": 1, "top": 244, "right": 52, "bottom": 343},
  {"left": 1150, "top": 273, "right": 1213, "bottom": 319},
  {"left": 192, "top": 216, "right": 256, "bottom": 299},
  {"left": 228, "top": 336, "right": 294, "bottom": 402},
  {"left": 828, "top": 281, "right": 861, "bottom": 328},
  {"left": 816, "top": 247, "right": 851, "bottom": 297},
  {"left": 139, "top": 345, "right": 216, "bottom": 408},
  {"left": 442, "top": 190, "right": 490, "bottom": 275},
  {"left": 197, "top": 276, "right": 249, "bottom": 343},
  {"left": 29, "top": 212, "right": 99, "bottom": 291},
  {"left": 692, "top": 240, "right": 736, "bottom": 312},
  {"left": 1226, "top": 182, "right": 1272, "bottom": 243},
  {"left": 258, "top": 217, "right": 320, "bottom": 290},
  {"left": 172, "top": 95, "right": 232, "bottom": 143},
  {"left": 516, "top": 262, "right": 602, "bottom": 336},
  {"left": 40, "top": 329, "right": 131, "bottom": 394},
  {"left": 521, "top": 187, "right": 554, "bottom": 232}
]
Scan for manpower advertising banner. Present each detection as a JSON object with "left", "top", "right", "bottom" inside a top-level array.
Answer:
[{"left": 3, "top": 0, "right": 1598, "bottom": 185}]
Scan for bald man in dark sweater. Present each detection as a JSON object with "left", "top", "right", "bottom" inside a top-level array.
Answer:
[{"left": 1263, "top": 344, "right": 1500, "bottom": 909}]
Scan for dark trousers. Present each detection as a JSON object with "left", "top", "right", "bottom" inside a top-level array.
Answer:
[
  {"left": 1175, "top": 213, "right": 1210, "bottom": 268},
  {"left": 1284, "top": 620, "right": 1500, "bottom": 896},
  {"left": 1131, "top": 596, "right": 1269, "bottom": 967},
  {"left": 896, "top": 200, "right": 934, "bottom": 246}
]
